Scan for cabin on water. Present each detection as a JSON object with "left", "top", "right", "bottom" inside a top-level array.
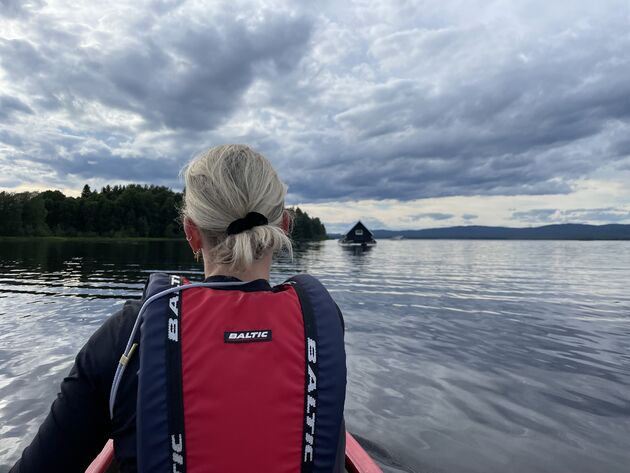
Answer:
[{"left": 338, "top": 221, "right": 377, "bottom": 247}]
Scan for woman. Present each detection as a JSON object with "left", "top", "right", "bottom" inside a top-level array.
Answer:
[{"left": 10, "top": 144, "right": 347, "bottom": 473}]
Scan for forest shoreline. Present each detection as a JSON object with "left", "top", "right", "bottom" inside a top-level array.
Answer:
[{"left": 0, "top": 235, "right": 329, "bottom": 243}]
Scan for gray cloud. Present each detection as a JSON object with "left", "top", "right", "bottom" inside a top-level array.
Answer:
[
  {"left": 0, "top": 95, "right": 33, "bottom": 119},
  {"left": 0, "top": 0, "right": 43, "bottom": 18},
  {"left": 0, "top": 129, "right": 24, "bottom": 146},
  {"left": 512, "top": 209, "right": 558, "bottom": 223},
  {"left": 1, "top": 0, "right": 630, "bottom": 206},
  {"left": 512, "top": 208, "right": 630, "bottom": 224},
  {"left": 462, "top": 214, "right": 478, "bottom": 221},
  {"left": 33, "top": 151, "right": 181, "bottom": 183},
  {"left": 0, "top": 12, "right": 313, "bottom": 132},
  {"left": 411, "top": 212, "right": 454, "bottom": 221}
]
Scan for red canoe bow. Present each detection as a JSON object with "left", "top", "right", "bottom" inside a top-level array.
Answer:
[
  {"left": 86, "top": 432, "right": 383, "bottom": 473},
  {"left": 344, "top": 431, "right": 383, "bottom": 473},
  {"left": 85, "top": 439, "right": 114, "bottom": 473}
]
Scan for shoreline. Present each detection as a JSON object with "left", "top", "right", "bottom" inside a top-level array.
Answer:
[
  {"left": 2, "top": 236, "right": 628, "bottom": 242},
  {"left": 0, "top": 236, "right": 183, "bottom": 242},
  {"left": 0, "top": 236, "right": 328, "bottom": 243}
]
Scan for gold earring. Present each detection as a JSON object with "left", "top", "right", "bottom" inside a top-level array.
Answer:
[{"left": 194, "top": 249, "right": 202, "bottom": 262}]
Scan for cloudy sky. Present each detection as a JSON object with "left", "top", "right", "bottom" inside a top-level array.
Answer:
[{"left": 1, "top": 0, "right": 630, "bottom": 232}]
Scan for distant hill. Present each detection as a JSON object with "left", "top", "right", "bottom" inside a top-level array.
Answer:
[{"left": 359, "top": 224, "right": 630, "bottom": 240}]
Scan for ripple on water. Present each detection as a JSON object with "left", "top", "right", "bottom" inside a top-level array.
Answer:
[{"left": 1, "top": 239, "right": 630, "bottom": 472}]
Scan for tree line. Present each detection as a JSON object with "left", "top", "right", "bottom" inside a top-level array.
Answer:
[
  {"left": 0, "top": 185, "right": 327, "bottom": 241},
  {"left": 290, "top": 207, "right": 327, "bottom": 241}
]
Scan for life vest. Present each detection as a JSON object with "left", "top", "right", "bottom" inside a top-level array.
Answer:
[{"left": 134, "top": 272, "right": 346, "bottom": 473}]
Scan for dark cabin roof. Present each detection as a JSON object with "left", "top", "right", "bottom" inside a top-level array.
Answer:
[{"left": 344, "top": 221, "right": 374, "bottom": 239}]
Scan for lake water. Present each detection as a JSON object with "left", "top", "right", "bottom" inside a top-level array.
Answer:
[{"left": 1, "top": 239, "right": 629, "bottom": 473}]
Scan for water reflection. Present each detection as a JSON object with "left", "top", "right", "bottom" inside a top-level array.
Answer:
[
  {"left": 339, "top": 244, "right": 374, "bottom": 255},
  {"left": 0, "top": 239, "right": 196, "bottom": 300}
]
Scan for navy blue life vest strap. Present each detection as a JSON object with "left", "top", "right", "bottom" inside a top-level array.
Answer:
[
  {"left": 287, "top": 274, "right": 347, "bottom": 473},
  {"left": 137, "top": 273, "right": 186, "bottom": 473},
  {"left": 166, "top": 275, "right": 187, "bottom": 473},
  {"left": 290, "top": 277, "right": 319, "bottom": 473}
]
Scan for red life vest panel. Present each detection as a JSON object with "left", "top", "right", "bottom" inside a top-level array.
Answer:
[{"left": 136, "top": 273, "right": 346, "bottom": 473}]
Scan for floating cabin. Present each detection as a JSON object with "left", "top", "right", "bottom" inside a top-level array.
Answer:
[{"left": 338, "top": 221, "right": 377, "bottom": 247}]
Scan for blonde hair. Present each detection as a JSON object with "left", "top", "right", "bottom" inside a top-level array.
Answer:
[{"left": 180, "top": 144, "right": 292, "bottom": 271}]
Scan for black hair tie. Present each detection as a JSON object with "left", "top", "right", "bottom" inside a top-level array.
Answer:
[{"left": 226, "top": 212, "right": 269, "bottom": 235}]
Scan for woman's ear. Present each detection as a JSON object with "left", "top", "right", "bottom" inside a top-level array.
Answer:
[
  {"left": 183, "top": 217, "right": 203, "bottom": 252},
  {"left": 281, "top": 209, "right": 291, "bottom": 234}
]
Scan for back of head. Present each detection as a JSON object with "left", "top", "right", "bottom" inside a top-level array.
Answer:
[{"left": 180, "top": 144, "right": 292, "bottom": 271}]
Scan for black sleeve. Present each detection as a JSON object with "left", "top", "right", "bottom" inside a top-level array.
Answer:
[
  {"left": 333, "top": 418, "right": 346, "bottom": 473},
  {"left": 335, "top": 302, "right": 345, "bottom": 333},
  {"left": 9, "top": 300, "right": 139, "bottom": 473},
  {"left": 334, "top": 302, "right": 346, "bottom": 472}
]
